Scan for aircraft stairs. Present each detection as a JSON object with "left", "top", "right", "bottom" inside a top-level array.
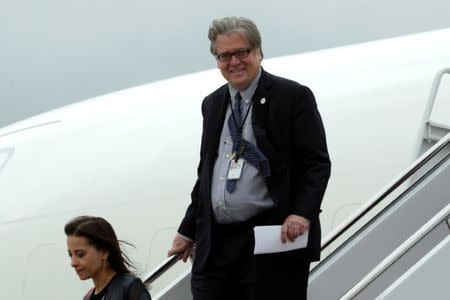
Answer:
[
  {"left": 307, "top": 136, "right": 450, "bottom": 298},
  {"left": 142, "top": 69, "right": 450, "bottom": 300},
  {"left": 306, "top": 68, "right": 450, "bottom": 299}
]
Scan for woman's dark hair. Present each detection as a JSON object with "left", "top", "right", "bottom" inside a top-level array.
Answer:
[{"left": 64, "top": 216, "right": 135, "bottom": 275}]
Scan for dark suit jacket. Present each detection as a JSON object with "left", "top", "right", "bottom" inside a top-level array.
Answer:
[{"left": 178, "top": 69, "right": 331, "bottom": 272}]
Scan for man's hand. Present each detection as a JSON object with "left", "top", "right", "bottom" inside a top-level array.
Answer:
[
  {"left": 167, "top": 234, "right": 193, "bottom": 262},
  {"left": 281, "top": 214, "right": 310, "bottom": 243}
]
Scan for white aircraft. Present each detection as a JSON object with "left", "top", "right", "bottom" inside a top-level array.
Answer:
[{"left": 1, "top": 27, "right": 449, "bottom": 299}]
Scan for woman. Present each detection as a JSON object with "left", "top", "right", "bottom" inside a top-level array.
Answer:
[{"left": 65, "top": 216, "right": 151, "bottom": 300}]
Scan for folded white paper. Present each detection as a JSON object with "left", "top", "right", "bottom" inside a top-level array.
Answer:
[{"left": 253, "top": 225, "right": 309, "bottom": 254}]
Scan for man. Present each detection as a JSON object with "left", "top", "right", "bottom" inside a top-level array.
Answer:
[{"left": 168, "top": 16, "right": 330, "bottom": 300}]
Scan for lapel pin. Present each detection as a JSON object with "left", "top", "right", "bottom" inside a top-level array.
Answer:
[{"left": 260, "top": 97, "right": 266, "bottom": 104}]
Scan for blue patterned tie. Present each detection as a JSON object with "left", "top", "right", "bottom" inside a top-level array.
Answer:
[{"left": 226, "top": 92, "right": 271, "bottom": 193}]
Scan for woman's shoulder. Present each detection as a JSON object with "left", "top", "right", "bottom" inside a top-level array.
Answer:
[
  {"left": 114, "top": 273, "right": 138, "bottom": 283},
  {"left": 108, "top": 273, "right": 151, "bottom": 299},
  {"left": 109, "top": 273, "right": 141, "bottom": 289}
]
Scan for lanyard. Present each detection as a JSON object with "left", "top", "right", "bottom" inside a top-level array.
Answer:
[
  {"left": 229, "top": 95, "right": 253, "bottom": 137},
  {"left": 229, "top": 95, "right": 253, "bottom": 161}
]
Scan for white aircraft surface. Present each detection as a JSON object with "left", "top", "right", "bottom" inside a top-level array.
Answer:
[{"left": 1, "top": 27, "right": 450, "bottom": 299}]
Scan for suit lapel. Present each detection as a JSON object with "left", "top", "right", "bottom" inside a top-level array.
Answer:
[
  {"left": 251, "top": 70, "right": 271, "bottom": 150},
  {"left": 205, "top": 86, "right": 229, "bottom": 157},
  {"left": 251, "top": 70, "right": 282, "bottom": 180}
]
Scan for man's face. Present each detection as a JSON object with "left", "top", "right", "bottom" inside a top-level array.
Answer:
[{"left": 214, "top": 32, "right": 262, "bottom": 91}]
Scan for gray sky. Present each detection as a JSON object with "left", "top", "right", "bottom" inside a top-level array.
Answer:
[{"left": 1, "top": 0, "right": 450, "bottom": 127}]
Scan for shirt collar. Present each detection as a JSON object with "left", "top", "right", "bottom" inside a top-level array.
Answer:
[{"left": 228, "top": 67, "right": 262, "bottom": 105}]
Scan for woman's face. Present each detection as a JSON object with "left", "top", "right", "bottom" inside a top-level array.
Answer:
[{"left": 67, "top": 235, "right": 109, "bottom": 281}]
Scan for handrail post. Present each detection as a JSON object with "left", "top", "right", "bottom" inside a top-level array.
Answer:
[
  {"left": 413, "top": 68, "right": 450, "bottom": 160},
  {"left": 422, "top": 68, "right": 450, "bottom": 140}
]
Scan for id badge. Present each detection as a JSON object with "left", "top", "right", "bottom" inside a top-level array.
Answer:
[{"left": 228, "top": 158, "right": 244, "bottom": 180}]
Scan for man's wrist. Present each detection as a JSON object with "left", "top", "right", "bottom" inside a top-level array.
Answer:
[{"left": 177, "top": 232, "right": 193, "bottom": 243}]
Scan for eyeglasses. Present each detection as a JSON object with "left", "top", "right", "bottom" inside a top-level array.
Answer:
[{"left": 215, "top": 48, "right": 253, "bottom": 62}]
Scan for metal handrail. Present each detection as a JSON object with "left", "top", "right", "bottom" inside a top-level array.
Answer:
[
  {"left": 322, "top": 68, "right": 450, "bottom": 251},
  {"left": 321, "top": 131, "right": 450, "bottom": 251},
  {"left": 142, "top": 254, "right": 181, "bottom": 285},
  {"left": 342, "top": 203, "right": 450, "bottom": 299}
]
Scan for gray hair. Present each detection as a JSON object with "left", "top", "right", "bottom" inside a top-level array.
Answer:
[{"left": 208, "top": 16, "right": 263, "bottom": 59}]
